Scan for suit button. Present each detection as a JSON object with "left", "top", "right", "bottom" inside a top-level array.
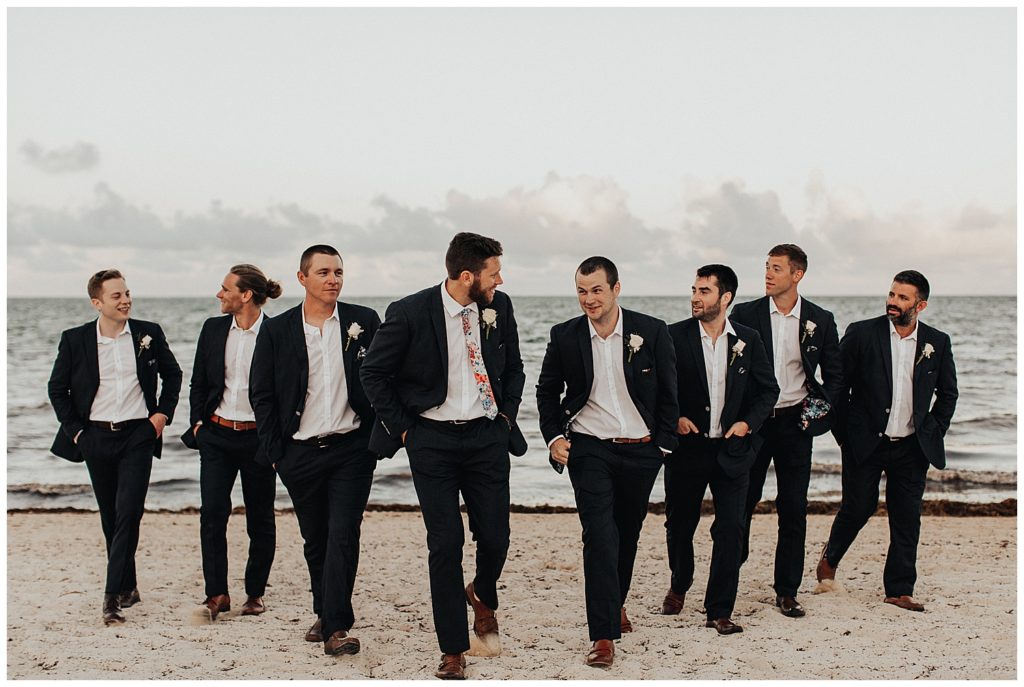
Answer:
[
  {"left": 705, "top": 406, "right": 710, "bottom": 412},
  {"left": 885, "top": 408, "right": 891, "bottom": 414},
  {"left": 878, "top": 432, "right": 883, "bottom": 437},
  {"left": 295, "top": 411, "right": 301, "bottom": 416},
  {"left": 565, "top": 410, "right": 571, "bottom": 415},
  {"left": 703, "top": 433, "right": 709, "bottom": 438}
]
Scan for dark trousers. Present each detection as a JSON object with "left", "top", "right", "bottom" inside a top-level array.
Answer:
[
  {"left": 740, "top": 414, "right": 814, "bottom": 597},
  {"left": 664, "top": 440, "right": 749, "bottom": 620},
  {"left": 824, "top": 436, "right": 929, "bottom": 597},
  {"left": 80, "top": 420, "right": 156, "bottom": 595},
  {"left": 276, "top": 427, "right": 376, "bottom": 641},
  {"left": 197, "top": 423, "right": 277, "bottom": 599},
  {"left": 406, "top": 417, "right": 511, "bottom": 655},
  {"left": 567, "top": 434, "right": 663, "bottom": 642}
]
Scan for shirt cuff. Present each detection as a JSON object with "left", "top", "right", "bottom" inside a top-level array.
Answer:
[
  {"left": 546, "top": 435, "right": 565, "bottom": 449},
  {"left": 659, "top": 447, "right": 671, "bottom": 455}
]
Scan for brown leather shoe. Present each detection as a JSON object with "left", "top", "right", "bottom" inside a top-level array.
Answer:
[
  {"left": 816, "top": 544, "right": 837, "bottom": 581},
  {"left": 620, "top": 607, "right": 633, "bottom": 633},
  {"left": 465, "top": 582, "right": 498, "bottom": 636},
  {"left": 884, "top": 595, "right": 925, "bottom": 612},
  {"left": 203, "top": 594, "right": 231, "bottom": 621},
  {"left": 117, "top": 588, "right": 141, "bottom": 608},
  {"left": 305, "top": 618, "right": 323, "bottom": 642},
  {"left": 705, "top": 617, "right": 744, "bottom": 635},
  {"left": 102, "top": 594, "right": 125, "bottom": 626},
  {"left": 661, "top": 589, "right": 685, "bottom": 615},
  {"left": 776, "top": 595, "right": 806, "bottom": 618},
  {"left": 585, "top": 639, "right": 615, "bottom": 668},
  {"left": 435, "top": 653, "right": 467, "bottom": 680},
  {"left": 240, "top": 596, "right": 265, "bottom": 616},
  {"left": 324, "top": 630, "right": 361, "bottom": 655}
]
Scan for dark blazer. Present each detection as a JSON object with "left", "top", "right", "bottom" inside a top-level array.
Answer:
[
  {"left": 834, "top": 315, "right": 957, "bottom": 469},
  {"left": 536, "top": 309, "right": 679, "bottom": 456},
  {"left": 668, "top": 317, "right": 780, "bottom": 479},
  {"left": 249, "top": 302, "right": 381, "bottom": 466},
  {"left": 47, "top": 318, "right": 182, "bottom": 462},
  {"left": 730, "top": 295, "right": 843, "bottom": 437},
  {"left": 359, "top": 285, "right": 527, "bottom": 459}
]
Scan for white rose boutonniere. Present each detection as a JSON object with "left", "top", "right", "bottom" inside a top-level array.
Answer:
[
  {"left": 137, "top": 334, "right": 152, "bottom": 358},
  {"left": 345, "top": 322, "right": 364, "bottom": 351},
  {"left": 627, "top": 333, "right": 644, "bottom": 362},
  {"left": 730, "top": 339, "right": 746, "bottom": 366},
  {"left": 916, "top": 342, "right": 935, "bottom": 366},
  {"left": 481, "top": 308, "right": 498, "bottom": 339},
  {"left": 802, "top": 320, "right": 817, "bottom": 343}
]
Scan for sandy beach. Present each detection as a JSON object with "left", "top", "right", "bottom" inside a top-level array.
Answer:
[{"left": 7, "top": 510, "right": 1016, "bottom": 680}]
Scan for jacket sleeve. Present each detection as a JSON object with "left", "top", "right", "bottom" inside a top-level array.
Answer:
[
  {"left": 47, "top": 330, "right": 84, "bottom": 441},
  {"left": 928, "top": 332, "right": 958, "bottom": 434},
  {"left": 500, "top": 298, "right": 525, "bottom": 424},
  {"left": 188, "top": 321, "right": 210, "bottom": 427},
  {"left": 358, "top": 300, "right": 418, "bottom": 438},
  {"left": 250, "top": 324, "right": 283, "bottom": 465},
  {"left": 154, "top": 324, "right": 182, "bottom": 423},
  {"left": 833, "top": 321, "right": 861, "bottom": 447},
  {"left": 653, "top": 320, "right": 679, "bottom": 452},
  {"left": 535, "top": 326, "right": 567, "bottom": 446},
  {"left": 742, "top": 329, "right": 780, "bottom": 434},
  {"left": 819, "top": 310, "right": 845, "bottom": 410}
]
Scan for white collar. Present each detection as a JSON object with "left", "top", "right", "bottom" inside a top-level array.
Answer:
[
  {"left": 889, "top": 319, "right": 919, "bottom": 341},
  {"left": 440, "top": 282, "right": 478, "bottom": 318},
  {"left": 699, "top": 317, "right": 737, "bottom": 341},
  {"left": 588, "top": 306, "right": 623, "bottom": 341},
  {"left": 769, "top": 295, "right": 802, "bottom": 319},
  {"left": 231, "top": 310, "right": 266, "bottom": 334},
  {"left": 96, "top": 318, "right": 131, "bottom": 343},
  {"left": 302, "top": 302, "right": 339, "bottom": 334}
]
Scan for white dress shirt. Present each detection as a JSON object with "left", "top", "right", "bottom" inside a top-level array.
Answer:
[
  {"left": 769, "top": 296, "right": 808, "bottom": 409},
  {"left": 699, "top": 318, "right": 737, "bottom": 438},
  {"left": 293, "top": 304, "right": 360, "bottom": 439},
  {"left": 885, "top": 320, "right": 918, "bottom": 438},
  {"left": 213, "top": 311, "right": 265, "bottom": 422},
  {"left": 420, "top": 283, "right": 487, "bottom": 422},
  {"left": 90, "top": 319, "right": 149, "bottom": 423}
]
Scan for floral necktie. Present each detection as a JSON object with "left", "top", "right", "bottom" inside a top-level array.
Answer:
[{"left": 460, "top": 307, "right": 498, "bottom": 420}]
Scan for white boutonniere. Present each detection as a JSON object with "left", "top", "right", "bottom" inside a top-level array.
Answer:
[
  {"left": 730, "top": 339, "right": 745, "bottom": 366},
  {"left": 345, "top": 322, "right": 363, "bottom": 351},
  {"left": 801, "top": 320, "right": 817, "bottom": 343},
  {"left": 627, "top": 333, "right": 644, "bottom": 362},
  {"left": 137, "top": 334, "right": 152, "bottom": 358},
  {"left": 481, "top": 308, "right": 498, "bottom": 339},
  {"left": 916, "top": 342, "right": 935, "bottom": 366}
]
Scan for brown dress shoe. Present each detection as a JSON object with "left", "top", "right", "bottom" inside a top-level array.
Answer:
[
  {"left": 305, "top": 618, "right": 323, "bottom": 642},
  {"left": 203, "top": 594, "right": 231, "bottom": 621},
  {"left": 324, "top": 630, "right": 361, "bottom": 655},
  {"left": 884, "top": 595, "right": 925, "bottom": 612},
  {"left": 661, "top": 589, "right": 685, "bottom": 615},
  {"left": 705, "top": 617, "right": 744, "bottom": 635},
  {"left": 585, "top": 639, "right": 615, "bottom": 668},
  {"left": 240, "top": 596, "right": 265, "bottom": 616},
  {"left": 816, "top": 544, "right": 837, "bottom": 581},
  {"left": 117, "top": 588, "right": 141, "bottom": 608},
  {"left": 776, "top": 595, "right": 806, "bottom": 618},
  {"left": 435, "top": 653, "right": 467, "bottom": 680},
  {"left": 102, "top": 594, "right": 125, "bottom": 626},
  {"left": 620, "top": 607, "right": 633, "bottom": 633},
  {"left": 465, "top": 582, "right": 498, "bottom": 636}
]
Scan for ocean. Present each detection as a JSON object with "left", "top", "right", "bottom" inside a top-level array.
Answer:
[{"left": 7, "top": 295, "right": 1016, "bottom": 510}]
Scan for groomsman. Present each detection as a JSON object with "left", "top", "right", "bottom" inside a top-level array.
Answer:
[
  {"left": 536, "top": 256, "right": 678, "bottom": 668},
  {"left": 817, "top": 270, "right": 957, "bottom": 612},
  {"left": 730, "top": 244, "right": 843, "bottom": 617},
  {"left": 360, "top": 233, "right": 526, "bottom": 680},
  {"left": 661, "top": 264, "right": 778, "bottom": 635},
  {"left": 47, "top": 269, "right": 182, "bottom": 625},
  {"left": 250, "top": 245, "right": 381, "bottom": 656},
  {"left": 182, "top": 264, "right": 282, "bottom": 621}
]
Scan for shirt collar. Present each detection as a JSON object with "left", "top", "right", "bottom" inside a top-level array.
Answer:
[
  {"left": 440, "top": 282, "right": 478, "bottom": 318},
  {"left": 769, "top": 295, "right": 802, "bottom": 319},
  {"left": 302, "top": 303, "right": 339, "bottom": 334},
  {"left": 96, "top": 318, "right": 131, "bottom": 343},
  {"left": 231, "top": 310, "right": 266, "bottom": 334},
  {"left": 698, "top": 317, "right": 737, "bottom": 342},
  {"left": 889, "top": 319, "right": 919, "bottom": 341},
  {"left": 588, "top": 306, "right": 623, "bottom": 341}
]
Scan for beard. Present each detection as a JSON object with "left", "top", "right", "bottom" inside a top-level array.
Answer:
[
  {"left": 692, "top": 298, "right": 722, "bottom": 323},
  {"left": 469, "top": 279, "right": 494, "bottom": 307},
  {"left": 886, "top": 303, "right": 916, "bottom": 327}
]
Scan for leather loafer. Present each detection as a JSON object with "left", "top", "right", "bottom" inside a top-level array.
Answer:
[
  {"left": 240, "top": 596, "right": 265, "bottom": 616},
  {"left": 324, "top": 630, "right": 361, "bottom": 655},
  {"left": 776, "top": 595, "right": 806, "bottom": 618},
  {"left": 465, "top": 582, "right": 498, "bottom": 636},
  {"left": 816, "top": 543, "right": 837, "bottom": 582},
  {"left": 661, "top": 589, "right": 685, "bottom": 615},
  {"left": 620, "top": 607, "right": 633, "bottom": 633},
  {"left": 884, "top": 595, "right": 925, "bottom": 612},
  {"left": 305, "top": 618, "right": 323, "bottom": 642},
  {"left": 117, "top": 587, "right": 141, "bottom": 608},
  {"left": 705, "top": 617, "right": 743, "bottom": 635},
  {"left": 102, "top": 593, "right": 125, "bottom": 626},
  {"left": 585, "top": 639, "right": 615, "bottom": 668},
  {"left": 435, "top": 653, "right": 467, "bottom": 680},
  {"left": 203, "top": 594, "right": 231, "bottom": 622}
]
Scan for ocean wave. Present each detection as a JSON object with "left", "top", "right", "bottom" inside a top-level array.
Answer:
[
  {"left": 8, "top": 483, "right": 92, "bottom": 496},
  {"left": 810, "top": 463, "right": 1016, "bottom": 487},
  {"left": 6, "top": 400, "right": 54, "bottom": 416}
]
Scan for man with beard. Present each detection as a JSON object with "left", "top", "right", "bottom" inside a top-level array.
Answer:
[
  {"left": 729, "top": 244, "right": 843, "bottom": 618},
  {"left": 661, "top": 264, "right": 778, "bottom": 635},
  {"left": 360, "top": 232, "right": 526, "bottom": 680},
  {"left": 816, "top": 270, "right": 957, "bottom": 612},
  {"left": 536, "top": 256, "right": 678, "bottom": 668}
]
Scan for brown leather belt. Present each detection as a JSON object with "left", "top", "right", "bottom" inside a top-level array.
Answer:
[
  {"left": 610, "top": 436, "right": 652, "bottom": 444},
  {"left": 210, "top": 414, "right": 258, "bottom": 431}
]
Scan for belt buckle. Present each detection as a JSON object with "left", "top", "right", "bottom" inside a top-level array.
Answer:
[
  {"left": 108, "top": 421, "right": 120, "bottom": 432},
  {"left": 450, "top": 420, "right": 468, "bottom": 425},
  {"left": 232, "top": 420, "right": 243, "bottom": 431},
  {"left": 314, "top": 433, "right": 331, "bottom": 449}
]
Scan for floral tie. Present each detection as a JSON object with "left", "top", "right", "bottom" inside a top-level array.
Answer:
[{"left": 460, "top": 307, "right": 498, "bottom": 420}]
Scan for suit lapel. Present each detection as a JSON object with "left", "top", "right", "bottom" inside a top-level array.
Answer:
[
  {"left": 335, "top": 302, "right": 356, "bottom": 398},
  {"left": 688, "top": 321, "right": 710, "bottom": 401},
  {"left": 211, "top": 316, "right": 230, "bottom": 389},
  {"left": 723, "top": 331, "right": 739, "bottom": 411},
  {"left": 430, "top": 286, "right": 450, "bottom": 379},
  {"left": 576, "top": 317, "right": 595, "bottom": 391},
  {"left": 290, "top": 306, "right": 310, "bottom": 394},
  {"left": 877, "top": 317, "right": 894, "bottom": 395},
  {"left": 912, "top": 325, "right": 930, "bottom": 393},
  {"left": 758, "top": 298, "right": 774, "bottom": 360},
  {"left": 620, "top": 310, "right": 635, "bottom": 394},
  {"left": 130, "top": 319, "right": 146, "bottom": 382},
  {"left": 84, "top": 321, "right": 100, "bottom": 389}
]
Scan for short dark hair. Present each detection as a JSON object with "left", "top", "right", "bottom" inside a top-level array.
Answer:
[
  {"left": 768, "top": 243, "right": 808, "bottom": 273},
  {"left": 576, "top": 256, "right": 619, "bottom": 288},
  {"left": 299, "top": 245, "right": 342, "bottom": 275},
  {"left": 230, "top": 264, "right": 283, "bottom": 306},
  {"left": 893, "top": 269, "right": 930, "bottom": 301},
  {"left": 445, "top": 232, "right": 503, "bottom": 279},
  {"left": 696, "top": 264, "right": 738, "bottom": 303},
  {"left": 87, "top": 269, "right": 124, "bottom": 299}
]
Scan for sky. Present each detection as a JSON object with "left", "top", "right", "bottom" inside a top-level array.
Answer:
[{"left": 7, "top": 8, "right": 1017, "bottom": 298}]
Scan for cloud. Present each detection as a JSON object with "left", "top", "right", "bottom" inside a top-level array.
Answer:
[{"left": 19, "top": 139, "right": 99, "bottom": 173}]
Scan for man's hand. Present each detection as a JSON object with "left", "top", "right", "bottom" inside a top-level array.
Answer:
[
  {"left": 677, "top": 417, "right": 699, "bottom": 435},
  {"left": 724, "top": 421, "right": 750, "bottom": 438},
  {"left": 550, "top": 437, "right": 571, "bottom": 465},
  {"left": 192, "top": 423, "right": 201, "bottom": 438},
  {"left": 401, "top": 430, "right": 408, "bottom": 445},
  {"left": 149, "top": 413, "right": 169, "bottom": 438},
  {"left": 73, "top": 430, "right": 83, "bottom": 445},
  {"left": 498, "top": 413, "right": 513, "bottom": 431}
]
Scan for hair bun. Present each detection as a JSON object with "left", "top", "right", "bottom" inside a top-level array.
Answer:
[{"left": 266, "top": 280, "right": 283, "bottom": 299}]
